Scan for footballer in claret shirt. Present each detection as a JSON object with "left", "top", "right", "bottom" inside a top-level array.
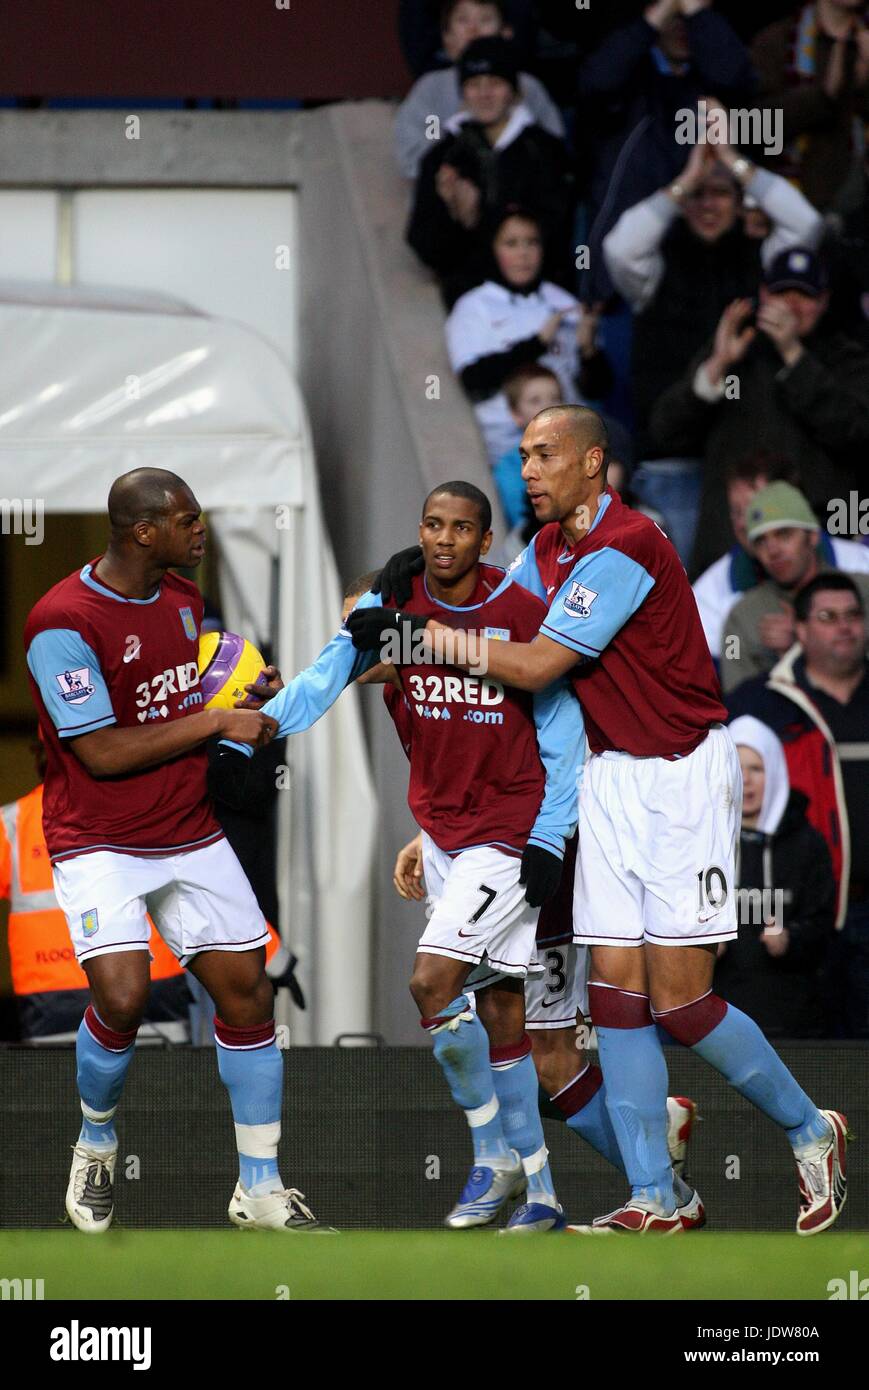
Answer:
[{"left": 25, "top": 467, "right": 322, "bottom": 1236}]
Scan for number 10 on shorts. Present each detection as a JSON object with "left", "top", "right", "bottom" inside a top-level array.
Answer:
[{"left": 696, "top": 865, "right": 728, "bottom": 922}]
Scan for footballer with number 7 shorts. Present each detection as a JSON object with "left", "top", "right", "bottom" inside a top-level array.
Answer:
[
  {"left": 231, "top": 481, "right": 587, "bottom": 1231},
  {"left": 353, "top": 406, "right": 851, "bottom": 1236},
  {"left": 24, "top": 467, "right": 325, "bottom": 1235}
]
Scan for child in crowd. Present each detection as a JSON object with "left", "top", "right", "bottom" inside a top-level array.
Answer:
[
  {"left": 445, "top": 207, "right": 610, "bottom": 464},
  {"left": 494, "top": 364, "right": 562, "bottom": 529}
]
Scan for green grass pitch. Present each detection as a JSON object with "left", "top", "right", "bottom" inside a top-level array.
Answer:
[{"left": 2, "top": 1230, "right": 868, "bottom": 1300}]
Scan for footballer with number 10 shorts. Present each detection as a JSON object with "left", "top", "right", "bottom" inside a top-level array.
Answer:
[{"left": 359, "top": 406, "right": 850, "bottom": 1236}]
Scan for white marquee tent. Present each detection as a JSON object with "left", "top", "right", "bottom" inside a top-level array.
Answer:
[{"left": 0, "top": 284, "right": 376, "bottom": 1044}]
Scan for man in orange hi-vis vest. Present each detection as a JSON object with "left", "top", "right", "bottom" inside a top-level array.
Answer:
[{"left": 0, "top": 772, "right": 191, "bottom": 1042}]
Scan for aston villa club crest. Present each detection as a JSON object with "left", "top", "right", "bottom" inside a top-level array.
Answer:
[
  {"left": 55, "top": 668, "right": 96, "bottom": 705},
  {"left": 81, "top": 909, "right": 100, "bottom": 938},
  {"left": 179, "top": 606, "right": 197, "bottom": 641},
  {"left": 562, "top": 581, "right": 599, "bottom": 619}
]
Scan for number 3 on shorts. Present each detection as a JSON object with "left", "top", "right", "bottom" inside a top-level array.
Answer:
[{"left": 545, "top": 948, "right": 566, "bottom": 996}]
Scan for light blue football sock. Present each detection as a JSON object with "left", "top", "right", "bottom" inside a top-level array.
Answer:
[
  {"left": 492, "top": 1047, "right": 557, "bottom": 1204},
  {"left": 215, "top": 1019, "right": 285, "bottom": 1196},
  {"left": 659, "top": 998, "right": 829, "bottom": 1154},
  {"left": 549, "top": 1064, "right": 694, "bottom": 1201},
  {"left": 425, "top": 996, "right": 513, "bottom": 1166},
  {"left": 550, "top": 1064, "right": 625, "bottom": 1172},
  {"left": 595, "top": 1023, "right": 676, "bottom": 1212},
  {"left": 76, "top": 1006, "right": 137, "bottom": 1149}
]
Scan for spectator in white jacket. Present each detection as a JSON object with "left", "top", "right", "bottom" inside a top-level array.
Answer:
[
  {"left": 394, "top": 0, "right": 564, "bottom": 180},
  {"left": 602, "top": 106, "right": 824, "bottom": 445},
  {"left": 445, "top": 207, "right": 612, "bottom": 465}
]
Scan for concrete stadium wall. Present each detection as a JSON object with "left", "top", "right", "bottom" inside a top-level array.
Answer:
[
  {"left": 0, "top": 104, "right": 500, "bottom": 1043},
  {"left": 298, "top": 101, "right": 505, "bottom": 1044}
]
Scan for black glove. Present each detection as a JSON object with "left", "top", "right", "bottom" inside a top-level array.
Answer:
[
  {"left": 266, "top": 949, "right": 307, "bottom": 1011},
  {"left": 373, "top": 545, "right": 424, "bottom": 607},
  {"left": 346, "top": 606, "right": 428, "bottom": 653},
  {"left": 520, "top": 844, "right": 563, "bottom": 908},
  {"left": 207, "top": 744, "right": 251, "bottom": 811}
]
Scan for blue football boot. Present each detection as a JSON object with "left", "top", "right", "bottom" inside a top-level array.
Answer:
[
  {"left": 500, "top": 1200, "right": 566, "bottom": 1234},
  {"left": 445, "top": 1152, "right": 526, "bottom": 1229}
]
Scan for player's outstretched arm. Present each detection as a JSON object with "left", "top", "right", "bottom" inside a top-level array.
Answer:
[
  {"left": 222, "top": 594, "right": 382, "bottom": 758},
  {"left": 71, "top": 707, "right": 276, "bottom": 778},
  {"left": 429, "top": 623, "right": 579, "bottom": 692},
  {"left": 347, "top": 605, "right": 579, "bottom": 692}
]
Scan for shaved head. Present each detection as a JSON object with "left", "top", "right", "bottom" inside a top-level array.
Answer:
[
  {"left": 98, "top": 467, "right": 206, "bottom": 593},
  {"left": 107, "top": 468, "right": 193, "bottom": 533},
  {"left": 532, "top": 405, "right": 608, "bottom": 464},
  {"left": 519, "top": 405, "right": 609, "bottom": 539}
]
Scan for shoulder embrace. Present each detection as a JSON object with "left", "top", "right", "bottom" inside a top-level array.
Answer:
[{"left": 500, "top": 575, "right": 548, "bottom": 632}]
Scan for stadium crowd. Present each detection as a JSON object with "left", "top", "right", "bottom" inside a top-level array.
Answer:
[
  {"left": 3, "top": 1, "right": 868, "bottom": 1052},
  {"left": 394, "top": 0, "right": 869, "bottom": 1040}
]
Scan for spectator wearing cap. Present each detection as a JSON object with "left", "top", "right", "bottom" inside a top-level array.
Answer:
[
  {"left": 727, "top": 572, "right": 869, "bottom": 1036},
  {"left": 581, "top": 1, "right": 756, "bottom": 306},
  {"left": 394, "top": 0, "right": 564, "bottom": 180},
  {"left": 751, "top": 0, "right": 869, "bottom": 213},
  {"left": 444, "top": 207, "right": 613, "bottom": 465},
  {"left": 695, "top": 460, "right": 869, "bottom": 664},
  {"left": 406, "top": 36, "right": 573, "bottom": 306},
  {"left": 721, "top": 480, "right": 869, "bottom": 693},
  {"left": 649, "top": 245, "right": 869, "bottom": 575},
  {"left": 714, "top": 715, "right": 836, "bottom": 1038},
  {"left": 604, "top": 124, "right": 823, "bottom": 447}
]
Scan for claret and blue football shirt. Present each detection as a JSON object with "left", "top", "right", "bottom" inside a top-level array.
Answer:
[{"left": 508, "top": 489, "right": 727, "bottom": 757}]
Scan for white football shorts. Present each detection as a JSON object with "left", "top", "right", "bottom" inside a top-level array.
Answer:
[
  {"left": 574, "top": 724, "right": 741, "bottom": 947},
  {"left": 53, "top": 837, "right": 269, "bottom": 967},
  {"left": 525, "top": 942, "right": 589, "bottom": 1030},
  {"left": 418, "top": 833, "right": 542, "bottom": 990}
]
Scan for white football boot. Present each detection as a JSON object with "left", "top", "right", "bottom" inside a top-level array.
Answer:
[
  {"left": 795, "top": 1110, "right": 852, "bottom": 1236},
  {"left": 666, "top": 1095, "right": 698, "bottom": 1179},
  {"left": 228, "top": 1183, "right": 331, "bottom": 1232},
  {"left": 65, "top": 1142, "right": 117, "bottom": 1234}
]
